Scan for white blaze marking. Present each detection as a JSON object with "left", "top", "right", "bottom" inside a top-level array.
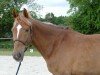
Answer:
[{"left": 16, "top": 24, "right": 22, "bottom": 38}]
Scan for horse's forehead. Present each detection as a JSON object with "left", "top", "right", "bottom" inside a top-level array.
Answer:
[
  {"left": 16, "top": 24, "right": 22, "bottom": 38},
  {"left": 17, "top": 24, "right": 22, "bottom": 29},
  {"left": 13, "top": 21, "right": 22, "bottom": 29},
  {"left": 13, "top": 15, "right": 31, "bottom": 30}
]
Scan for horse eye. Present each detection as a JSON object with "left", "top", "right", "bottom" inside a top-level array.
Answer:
[{"left": 25, "top": 29, "right": 29, "bottom": 32}]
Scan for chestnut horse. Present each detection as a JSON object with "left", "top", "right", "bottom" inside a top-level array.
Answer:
[{"left": 12, "top": 9, "right": 100, "bottom": 75}]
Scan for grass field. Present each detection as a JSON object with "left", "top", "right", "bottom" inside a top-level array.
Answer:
[
  {"left": 0, "top": 41, "right": 41, "bottom": 56},
  {"left": 0, "top": 40, "right": 13, "bottom": 48},
  {"left": 0, "top": 49, "right": 41, "bottom": 56}
]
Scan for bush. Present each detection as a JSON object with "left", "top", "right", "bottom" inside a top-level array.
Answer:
[{"left": 0, "top": 40, "right": 13, "bottom": 49}]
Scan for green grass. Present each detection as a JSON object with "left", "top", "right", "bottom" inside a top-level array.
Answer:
[
  {"left": 0, "top": 49, "right": 41, "bottom": 56},
  {"left": 0, "top": 50, "right": 12, "bottom": 56},
  {"left": 0, "top": 41, "right": 41, "bottom": 56},
  {"left": 0, "top": 40, "right": 13, "bottom": 49},
  {"left": 25, "top": 50, "right": 41, "bottom": 56}
]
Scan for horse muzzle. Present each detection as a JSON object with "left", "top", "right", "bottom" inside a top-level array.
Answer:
[{"left": 12, "top": 51, "right": 24, "bottom": 62}]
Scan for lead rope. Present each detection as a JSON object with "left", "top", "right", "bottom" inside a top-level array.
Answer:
[
  {"left": 16, "top": 61, "right": 21, "bottom": 75},
  {"left": 15, "top": 47, "right": 28, "bottom": 75}
]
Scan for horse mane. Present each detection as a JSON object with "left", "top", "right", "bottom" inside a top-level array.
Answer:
[
  {"left": 42, "top": 22, "right": 69, "bottom": 30},
  {"left": 18, "top": 12, "right": 70, "bottom": 31}
]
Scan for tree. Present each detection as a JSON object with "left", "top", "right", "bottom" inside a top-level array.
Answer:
[
  {"left": 45, "top": 13, "right": 55, "bottom": 23},
  {"left": 0, "top": 0, "right": 27, "bottom": 38},
  {"left": 54, "top": 16, "right": 67, "bottom": 25},
  {"left": 43, "top": 13, "right": 67, "bottom": 26},
  {"left": 66, "top": 0, "right": 100, "bottom": 34},
  {"left": 0, "top": 0, "right": 42, "bottom": 38}
]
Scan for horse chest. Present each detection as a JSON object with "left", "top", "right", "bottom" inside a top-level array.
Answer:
[
  {"left": 47, "top": 58, "right": 72, "bottom": 75},
  {"left": 47, "top": 62, "right": 72, "bottom": 75}
]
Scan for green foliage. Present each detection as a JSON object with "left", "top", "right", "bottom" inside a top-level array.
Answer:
[
  {"left": 0, "top": 50, "right": 41, "bottom": 56},
  {"left": 66, "top": 0, "right": 100, "bottom": 34},
  {"left": 0, "top": 0, "right": 27, "bottom": 38},
  {"left": 54, "top": 16, "right": 67, "bottom": 26},
  {"left": 0, "top": 40, "right": 40, "bottom": 56},
  {"left": 40, "top": 13, "right": 67, "bottom": 26},
  {"left": 45, "top": 13, "right": 55, "bottom": 23},
  {"left": 0, "top": 0, "right": 42, "bottom": 38},
  {"left": 0, "top": 40, "right": 13, "bottom": 49}
]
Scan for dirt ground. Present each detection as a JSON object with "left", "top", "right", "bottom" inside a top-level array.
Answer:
[{"left": 0, "top": 56, "right": 52, "bottom": 75}]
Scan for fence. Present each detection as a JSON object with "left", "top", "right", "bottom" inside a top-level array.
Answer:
[
  {"left": 0, "top": 38, "right": 36, "bottom": 50},
  {"left": 0, "top": 38, "right": 12, "bottom": 40}
]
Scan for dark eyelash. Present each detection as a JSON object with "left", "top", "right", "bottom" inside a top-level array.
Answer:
[
  {"left": 25, "top": 30, "right": 29, "bottom": 32},
  {"left": 22, "top": 28, "right": 29, "bottom": 32}
]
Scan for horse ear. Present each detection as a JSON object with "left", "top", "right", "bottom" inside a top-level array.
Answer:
[
  {"left": 23, "top": 8, "right": 29, "bottom": 18},
  {"left": 12, "top": 9, "right": 18, "bottom": 18}
]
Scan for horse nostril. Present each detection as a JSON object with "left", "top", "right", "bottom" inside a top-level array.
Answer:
[
  {"left": 13, "top": 53, "right": 22, "bottom": 61},
  {"left": 17, "top": 53, "right": 21, "bottom": 58}
]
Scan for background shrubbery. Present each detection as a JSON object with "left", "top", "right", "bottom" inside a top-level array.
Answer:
[
  {"left": 0, "top": 0, "right": 100, "bottom": 49},
  {"left": 66, "top": 0, "right": 100, "bottom": 34},
  {"left": 0, "top": 40, "right": 13, "bottom": 49}
]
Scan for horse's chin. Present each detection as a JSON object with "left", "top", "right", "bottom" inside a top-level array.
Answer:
[{"left": 13, "top": 51, "right": 24, "bottom": 62}]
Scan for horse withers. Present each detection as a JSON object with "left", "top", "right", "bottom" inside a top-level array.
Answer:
[{"left": 12, "top": 9, "right": 100, "bottom": 75}]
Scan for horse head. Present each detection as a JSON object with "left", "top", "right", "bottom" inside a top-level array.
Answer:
[{"left": 12, "top": 8, "right": 32, "bottom": 62}]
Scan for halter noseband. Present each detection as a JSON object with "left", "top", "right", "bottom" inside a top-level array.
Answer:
[{"left": 14, "top": 40, "right": 26, "bottom": 46}]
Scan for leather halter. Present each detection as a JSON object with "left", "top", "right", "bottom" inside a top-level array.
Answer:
[
  {"left": 14, "top": 40, "right": 26, "bottom": 46},
  {"left": 13, "top": 27, "right": 32, "bottom": 52},
  {"left": 14, "top": 40, "right": 28, "bottom": 52},
  {"left": 14, "top": 27, "right": 33, "bottom": 75}
]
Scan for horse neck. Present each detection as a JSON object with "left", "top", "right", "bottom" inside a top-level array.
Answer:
[{"left": 31, "top": 19, "right": 62, "bottom": 59}]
